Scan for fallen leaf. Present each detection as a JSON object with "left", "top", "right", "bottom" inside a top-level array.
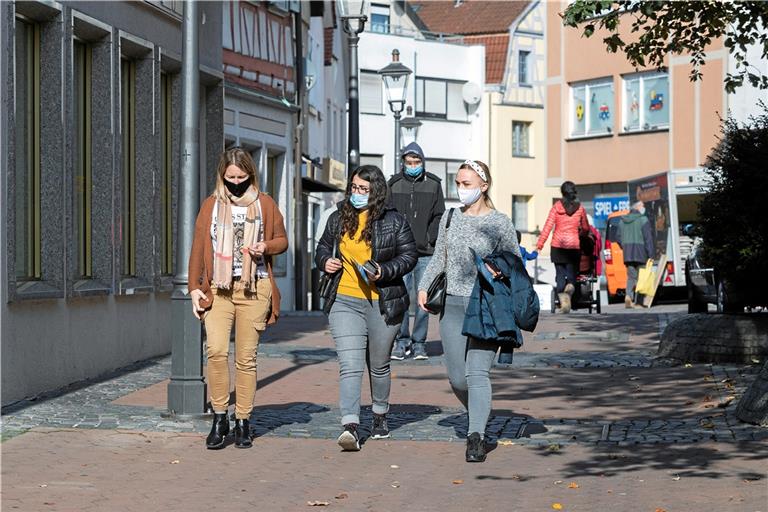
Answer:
[
  {"left": 307, "top": 501, "right": 330, "bottom": 507},
  {"left": 335, "top": 492, "right": 348, "bottom": 499},
  {"left": 547, "top": 443, "right": 561, "bottom": 452},
  {"left": 553, "top": 480, "right": 564, "bottom": 485},
  {"left": 552, "top": 504, "right": 563, "bottom": 510},
  {"left": 684, "top": 363, "right": 693, "bottom": 368},
  {"left": 170, "top": 460, "right": 180, "bottom": 464},
  {"left": 700, "top": 420, "right": 715, "bottom": 429},
  {"left": 511, "top": 474, "right": 521, "bottom": 480},
  {"left": 452, "top": 480, "right": 464, "bottom": 485},
  {"left": 655, "top": 508, "right": 667, "bottom": 512},
  {"left": 672, "top": 475, "right": 681, "bottom": 481},
  {"left": 39, "top": 484, "right": 47, "bottom": 488},
  {"left": 498, "top": 440, "right": 516, "bottom": 446},
  {"left": 390, "top": 465, "right": 399, "bottom": 469},
  {"left": 568, "top": 482, "right": 580, "bottom": 489},
  {"left": 391, "top": 481, "right": 400, "bottom": 488},
  {"left": 751, "top": 358, "right": 760, "bottom": 364}
]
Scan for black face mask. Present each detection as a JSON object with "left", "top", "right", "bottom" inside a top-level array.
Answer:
[{"left": 224, "top": 178, "right": 251, "bottom": 197}]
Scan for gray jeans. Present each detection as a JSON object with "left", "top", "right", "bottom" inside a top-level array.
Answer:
[
  {"left": 626, "top": 263, "right": 641, "bottom": 301},
  {"left": 329, "top": 294, "right": 400, "bottom": 426},
  {"left": 439, "top": 294, "right": 499, "bottom": 436}
]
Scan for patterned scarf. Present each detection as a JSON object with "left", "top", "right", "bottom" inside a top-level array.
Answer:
[{"left": 212, "top": 187, "right": 261, "bottom": 291}]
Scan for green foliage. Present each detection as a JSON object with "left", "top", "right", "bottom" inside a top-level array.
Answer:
[
  {"left": 698, "top": 104, "right": 768, "bottom": 294},
  {"left": 562, "top": 1, "right": 768, "bottom": 93}
]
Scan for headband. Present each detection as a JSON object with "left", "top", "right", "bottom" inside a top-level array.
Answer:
[{"left": 462, "top": 160, "right": 487, "bottom": 182}]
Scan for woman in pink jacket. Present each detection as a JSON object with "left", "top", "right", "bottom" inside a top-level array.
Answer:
[{"left": 537, "top": 181, "right": 589, "bottom": 313}]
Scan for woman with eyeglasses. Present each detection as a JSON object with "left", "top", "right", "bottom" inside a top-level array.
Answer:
[
  {"left": 315, "top": 165, "right": 417, "bottom": 451},
  {"left": 417, "top": 160, "right": 521, "bottom": 463},
  {"left": 188, "top": 148, "right": 287, "bottom": 450}
]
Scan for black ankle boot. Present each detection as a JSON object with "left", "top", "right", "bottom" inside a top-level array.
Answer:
[
  {"left": 206, "top": 413, "right": 230, "bottom": 449},
  {"left": 465, "top": 432, "right": 487, "bottom": 462},
  {"left": 234, "top": 418, "right": 252, "bottom": 448}
]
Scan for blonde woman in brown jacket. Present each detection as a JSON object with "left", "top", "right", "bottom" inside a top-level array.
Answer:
[{"left": 188, "top": 148, "right": 288, "bottom": 450}]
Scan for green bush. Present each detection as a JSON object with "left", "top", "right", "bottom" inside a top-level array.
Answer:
[{"left": 699, "top": 104, "right": 768, "bottom": 298}]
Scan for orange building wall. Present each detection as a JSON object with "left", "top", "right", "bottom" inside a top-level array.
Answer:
[{"left": 547, "top": 1, "right": 728, "bottom": 186}]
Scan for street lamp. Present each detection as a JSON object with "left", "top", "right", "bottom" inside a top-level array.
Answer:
[
  {"left": 400, "top": 106, "right": 422, "bottom": 147},
  {"left": 379, "top": 49, "right": 412, "bottom": 169},
  {"left": 337, "top": 0, "right": 369, "bottom": 173}
]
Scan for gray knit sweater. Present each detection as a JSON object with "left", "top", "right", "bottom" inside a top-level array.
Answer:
[{"left": 418, "top": 208, "right": 521, "bottom": 297}]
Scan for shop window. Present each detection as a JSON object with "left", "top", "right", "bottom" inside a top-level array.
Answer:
[
  {"left": 570, "top": 79, "right": 614, "bottom": 137},
  {"left": 623, "top": 72, "right": 669, "bottom": 132}
]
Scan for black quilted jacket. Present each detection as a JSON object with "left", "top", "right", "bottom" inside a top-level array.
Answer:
[{"left": 315, "top": 204, "right": 417, "bottom": 324}]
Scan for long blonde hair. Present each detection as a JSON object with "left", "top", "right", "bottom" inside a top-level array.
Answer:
[
  {"left": 212, "top": 148, "right": 260, "bottom": 202},
  {"left": 458, "top": 160, "right": 495, "bottom": 208}
]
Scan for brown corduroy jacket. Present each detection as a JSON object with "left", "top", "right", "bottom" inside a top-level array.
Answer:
[{"left": 188, "top": 193, "right": 288, "bottom": 325}]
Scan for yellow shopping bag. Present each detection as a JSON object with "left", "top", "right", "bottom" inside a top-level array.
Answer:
[{"left": 635, "top": 259, "right": 656, "bottom": 296}]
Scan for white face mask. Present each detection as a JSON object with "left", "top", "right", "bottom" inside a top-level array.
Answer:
[{"left": 458, "top": 187, "right": 483, "bottom": 206}]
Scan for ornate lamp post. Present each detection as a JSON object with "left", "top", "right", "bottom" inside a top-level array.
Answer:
[
  {"left": 379, "top": 49, "right": 412, "bottom": 168},
  {"left": 337, "top": 0, "right": 369, "bottom": 173},
  {"left": 400, "top": 106, "right": 422, "bottom": 148}
]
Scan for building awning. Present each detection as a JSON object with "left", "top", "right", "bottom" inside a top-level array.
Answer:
[{"left": 301, "top": 176, "right": 343, "bottom": 193}]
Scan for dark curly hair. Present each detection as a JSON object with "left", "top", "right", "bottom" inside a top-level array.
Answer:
[{"left": 339, "top": 165, "right": 389, "bottom": 244}]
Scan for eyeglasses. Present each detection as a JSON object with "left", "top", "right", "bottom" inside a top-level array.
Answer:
[{"left": 350, "top": 184, "right": 370, "bottom": 194}]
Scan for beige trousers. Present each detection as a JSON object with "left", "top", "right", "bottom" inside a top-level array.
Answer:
[{"left": 204, "top": 278, "right": 272, "bottom": 419}]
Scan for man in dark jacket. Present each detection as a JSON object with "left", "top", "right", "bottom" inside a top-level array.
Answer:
[
  {"left": 617, "top": 201, "right": 655, "bottom": 308},
  {"left": 388, "top": 142, "right": 445, "bottom": 360}
]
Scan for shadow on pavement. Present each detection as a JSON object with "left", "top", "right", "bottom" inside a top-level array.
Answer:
[
  {"left": 359, "top": 404, "right": 444, "bottom": 442},
  {"left": 557, "top": 441, "right": 768, "bottom": 479},
  {"left": 249, "top": 401, "right": 330, "bottom": 439},
  {"left": 257, "top": 347, "right": 337, "bottom": 391}
]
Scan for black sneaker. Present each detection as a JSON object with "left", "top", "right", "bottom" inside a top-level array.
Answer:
[
  {"left": 390, "top": 340, "right": 411, "bottom": 361},
  {"left": 370, "top": 413, "right": 390, "bottom": 439},
  {"left": 465, "top": 432, "right": 487, "bottom": 463},
  {"left": 337, "top": 424, "right": 361, "bottom": 451},
  {"left": 411, "top": 343, "right": 429, "bottom": 360}
]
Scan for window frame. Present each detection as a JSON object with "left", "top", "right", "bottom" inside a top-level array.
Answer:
[
  {"left": 370, "top": 3, "right": 390, "bottom": 33},
  {"left": 512, "top": 120, "right": 532, "bottom": 157},
  {"left": 160, "top": 72, "right": 173, "bottom": 275},
  {"left": 415, "top": 76, "right": 467, "bottom": 121},
  {"left": 14, "top": 17, "right": 42, "bottom": 280},
  {"left": 512, "top": 195, "right": 531, "bottom": 232},
  {"left": 621, "top": 71, "right": 670, "bottom": 133},
  {"left": 121, "top": 58, "right": 137, "bottom": 277},
  {"left": 518, "top": 49, "right": 531, "bottom": 86},
  {"left": 569, "top": 78, "right": 615, "bottom": 138},
  {"left": 359, "top": 70, "right": 383, "bottom": 115},
  {"left": 74, "top": 39, "right": 93, "bottom": 278}
]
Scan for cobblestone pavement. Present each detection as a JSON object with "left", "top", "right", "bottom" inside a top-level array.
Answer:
[{"left": 3, "top": 308, "right": 766, "bottom": 447}]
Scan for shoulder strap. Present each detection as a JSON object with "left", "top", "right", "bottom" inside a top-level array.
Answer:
[{"left": 446, "top": 208, "right": 455, "bottom": 229}]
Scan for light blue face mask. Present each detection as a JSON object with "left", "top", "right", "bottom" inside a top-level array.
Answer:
[
  {"left": 349, "top": 193, "right": 369, "bottom": 209},
  {"left": 405, "top": 165, "right": 423, "bottom": 177}
]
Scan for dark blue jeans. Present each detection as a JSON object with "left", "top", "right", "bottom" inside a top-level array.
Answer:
[{"left": 397, "top": 255, "right": 431, "bottom": 346}]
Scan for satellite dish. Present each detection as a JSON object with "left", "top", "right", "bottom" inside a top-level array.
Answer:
[{"left": 462, "top": 82, "right": 482, "bottom": 105}]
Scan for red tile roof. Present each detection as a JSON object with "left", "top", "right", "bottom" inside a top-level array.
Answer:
[
  {"left": 462, "top": 33, "right": 509, "bottom": 84},
  {"left": 407, "top": 0, "right": 529, "bottom": 36}
]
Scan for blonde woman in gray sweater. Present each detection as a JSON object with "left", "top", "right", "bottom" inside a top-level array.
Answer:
[{"left": 417, "top": 160, "right": 520, "bottom": 463}]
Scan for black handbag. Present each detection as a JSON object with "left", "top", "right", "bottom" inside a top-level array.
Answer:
[
  {"left": 318, "top": 222, "right": 340, "bottom": 300},
  {"left": 424, "top": 209, "right": 455, "bottom": 315}
]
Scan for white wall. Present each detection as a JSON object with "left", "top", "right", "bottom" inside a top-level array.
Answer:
[
  {"left": 358, "top": 32, "right": 487, "bottom": 182},
  {"left": 727, "top": 39, "right": 768, "bottom": 125}
]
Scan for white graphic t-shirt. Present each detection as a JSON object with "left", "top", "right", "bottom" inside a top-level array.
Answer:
[{"left": 211, "top": 200, "right": 269, "bottom": 278}]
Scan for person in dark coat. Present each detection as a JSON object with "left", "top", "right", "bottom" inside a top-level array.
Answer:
[
  {"left": 617, "top": 201, "right": 655, "bottom": 307},
  {"left": 388, "top": 142, "right": 445, "bottom": 360},
  {"left": 315, "top": 165, "right": 417, "bottom": 451}
]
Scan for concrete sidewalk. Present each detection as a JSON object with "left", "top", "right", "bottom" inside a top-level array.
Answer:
[{"left": 2, "top": 304, "right": 767, "bottom": 511}]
